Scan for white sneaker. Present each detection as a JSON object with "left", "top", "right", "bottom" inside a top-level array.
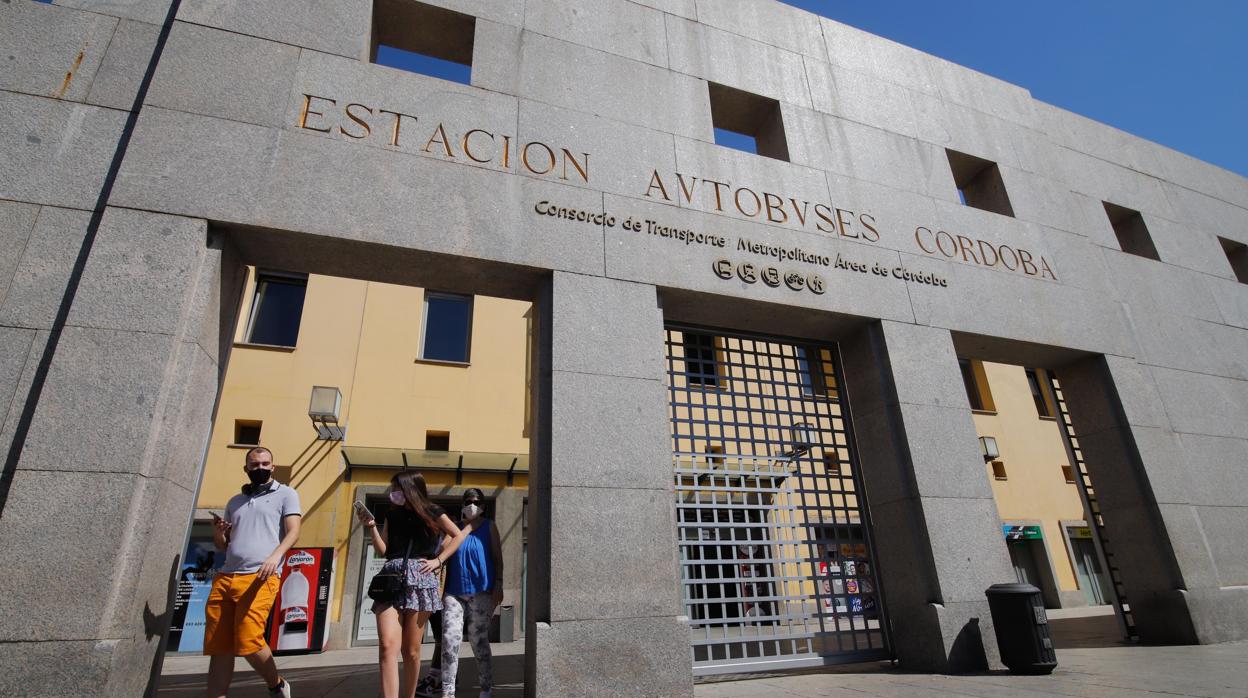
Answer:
[{"left": 269, "top": 678, "right": 292, "bottom": 698}]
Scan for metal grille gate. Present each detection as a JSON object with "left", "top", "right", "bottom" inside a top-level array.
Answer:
[{"left": 665, "top": 325, "right": 891, "bottom": 675}]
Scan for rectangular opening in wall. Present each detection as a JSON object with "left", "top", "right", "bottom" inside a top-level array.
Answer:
[
  {"left": 708, "top": 82, "right": 789, "bottom": 161},
  {"left": 946, "top": 149, "right": 1015, "bottom": 217},
  {"left": 1025, "top": 368, "right": 1054, "bottom": 418},
  {"left": 1103, "top": 201, "right": 1160, "bottom": 260},
  {"left": 959, "top": 358, "right": 996, "bottom": 412},
  {"left": 991, "top": 460, "right": 1008, "bottom": 480},
  {"left": 425, "top": 430, "right": 450, "bottom": 451},
  {"left": 233, "top": 420, "right": 262, "bottom": 446},
  {"left": 371, "top": 0, "right": 474, "bottom": 85},
  {"left": 246, "top": 271, "right": 307, "bottom": 347},
  {"left": 1061, "top": 464, "right": 1076, "bottom": 484},
  {"left": 683, "top": 332, "right": 725, "bottom": 387},
  {"left": 1218, "top": 236, "right": 1248, "bottom": 283},
  {"left": 420, "top": 292, "right": 473, "bottom": 363}
]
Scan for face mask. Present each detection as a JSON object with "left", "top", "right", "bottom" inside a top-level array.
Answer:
[
  {"left": 462, "top": 503, "right": 482, "bottom": 520},
  {"left": 247, "top": 468, "right": 272, "bottom": 485},
  {"left": 389, "top": 490, "right": 406, "bottom": 506}
]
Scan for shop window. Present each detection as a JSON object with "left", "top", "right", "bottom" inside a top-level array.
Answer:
[
  {"left": 1024, "top": 368, "right": 1054, "bottom": 418},
  {"left": 946, "top": 149, "right": 1015, "bottom": 217},
  {"left": 684, "top": 332, "right": 724, "bottom": 387},
  {"left": 372, "top": 0, "right": 474, "bottom": 85},
  {"left": 991, "top": 460, "right": 1008, "bottom": 480},
  {"left": 245, "top": 271, "right": 307, "bottom": 347},
  {"left": 1218, "top": 236, "right": 1248, "bottom": 283},
  {"left": 708, "top": 82, "right": 790, "bottom": 161},
  {"left": 1103, "top": 201, "right": 1160, "bottom": 260},
  {"left": 1061, "top": 465, "right": 1076, "bottom": 484},
  {"left": 425, "top": 430, "right": 450, "bottom": 451},
  {"left": 958, "top": 358, "right": 996, "bottom": 413},
  {"left": 420, "top": 292, "right": 473, "bottom": 363},
  {"left": 233, "top": 419, "right": 262, "bottom": 446}
]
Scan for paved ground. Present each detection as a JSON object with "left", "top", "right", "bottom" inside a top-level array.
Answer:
[{"left": 157, "top": 608, "right": 1248, "bottom": 697}]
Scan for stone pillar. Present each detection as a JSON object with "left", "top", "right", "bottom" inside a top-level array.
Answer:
[
  {"left": 0, "top": 207, "right": 238, "bottom": 697},
  {"left": 840, "top": 320, "right": 1014, "bottom": 672},
  {"left": 1055, "top": 354, "right": 1201, "bottom": 644},
  {"left": 525, "top": 271, "right": 693, "bottom": 697}
]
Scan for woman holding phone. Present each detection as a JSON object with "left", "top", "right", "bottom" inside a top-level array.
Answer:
[{"left": 357, "top": 472, "right": 467, "bottom": 698}]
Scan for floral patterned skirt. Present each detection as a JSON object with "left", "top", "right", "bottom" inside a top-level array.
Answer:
[{"left": 370, "top": 558, "right": 443, "bottom": 614}]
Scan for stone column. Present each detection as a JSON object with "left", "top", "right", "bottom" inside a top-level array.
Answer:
[
  {"left": 840, "top": 320, "right": 1014, "bottom": 672},
  {"left": 0, "top": 207, "right": 239, "bottom": 697},
  {"left": 1055, "top": 354, "right": 1201, "bottom": 644},
  {"left": 525, "top": 271, "right": 693, "bottom": 697}
]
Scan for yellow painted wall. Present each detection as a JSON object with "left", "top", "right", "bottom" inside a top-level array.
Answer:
[
  {"left": 197, "top": 268, "right": 530, "bottom": 623},
  {"left": 970, "top": 361, "right": 1086, "bottom": 595}
]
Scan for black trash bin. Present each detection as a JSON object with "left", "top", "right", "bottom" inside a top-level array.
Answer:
[{"left": 985, "top": 582, "right": 1057, "bottom": 675}]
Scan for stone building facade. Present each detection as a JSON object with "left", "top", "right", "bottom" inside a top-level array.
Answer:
[{"left": 1, "top": 0, "right": 1247, "bottom": 695}]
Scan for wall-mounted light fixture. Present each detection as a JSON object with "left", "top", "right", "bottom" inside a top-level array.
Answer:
[
  {"left": 979, "top": 435, "right": 999, "bottom": 462},
  {"left": 309, "top": 385, "right": 346, "bottom": 440}
]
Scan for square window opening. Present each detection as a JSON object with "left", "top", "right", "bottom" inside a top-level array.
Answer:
[
  {"left": 1061, "top": 465, "right": 1076, "bottom": 484},
  {"left": 1218, "top": 236, "right": 1248, "bottom": 283},
  {"left": 991, "top": 460, "right": 1008, "bottom": 480},
  {"left": 421, "top": 292, "right": 473, "bottom": 363},
  {"left": 705, "top": 445, "right": 725, "bottom": 466},
  {"left": 234, "top": 420, "right": 262, "bottom": 446},
  {"left": 372, "top": 0, "right": 474, "bottom": 85},
  {"left": 246, "top": 271, "right": 307, "bottom": 347},
  {"left": 709, "top": 82, "right": 789, "bottom": 162},
  {"left": 1103, "top": 201, "right": 1160, "bottom": 260},
  {"left": 946, "top": 149, "right": 1015, "bottom": 217},
  {"left": 425, "top": 430, "right": 450, "bottom": 451}
]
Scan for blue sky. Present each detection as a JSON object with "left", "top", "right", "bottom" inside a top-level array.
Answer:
[{"left": 782, "top": 1, "right": 1248, "bottom": 179}]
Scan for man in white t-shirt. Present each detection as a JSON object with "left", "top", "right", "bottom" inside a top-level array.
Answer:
[{"left": 204, "top": 447, "right": 302, "bottom": 698}]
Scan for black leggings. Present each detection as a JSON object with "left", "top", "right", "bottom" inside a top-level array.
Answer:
[{"left": 428, "top": 609, "right": 443, "bottom": 669}]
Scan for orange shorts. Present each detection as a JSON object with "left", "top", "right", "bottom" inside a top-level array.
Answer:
[{"left": 203, "top": 572, "right": 280, "bottom": 656}]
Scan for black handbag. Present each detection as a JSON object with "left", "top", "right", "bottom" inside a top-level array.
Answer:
[{"left": 367, "top": 540, "right": 412, "bottom": 603}]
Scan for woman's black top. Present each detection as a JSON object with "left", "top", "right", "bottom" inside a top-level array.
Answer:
[{"left": 384, "top": 504, "right": 445, "bottom": 560}]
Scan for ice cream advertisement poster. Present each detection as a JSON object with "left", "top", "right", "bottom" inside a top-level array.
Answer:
[{"left": 267, "top": 547, "right": 335, "bottom": 655}]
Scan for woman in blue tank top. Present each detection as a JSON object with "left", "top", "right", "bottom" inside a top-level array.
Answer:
[{"left": 436, "top": 488, "right": 503, "bottom": 698}]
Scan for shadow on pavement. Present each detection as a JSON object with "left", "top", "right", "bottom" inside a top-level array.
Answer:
[{"left": 156, "top": 653, "right": 525, "bottom": 698}]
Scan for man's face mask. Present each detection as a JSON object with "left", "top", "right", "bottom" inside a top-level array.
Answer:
[
  {"left": 247, "top": 466, "right": 272, "bottom": 485},
  {"left": 462, "top": 502, "right": 482, "bottom": 520}
]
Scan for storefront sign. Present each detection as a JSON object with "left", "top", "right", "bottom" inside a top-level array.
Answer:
[
  {"left": 1070, "top": 526, "right": 1093, "bottom": 539},
  {"left": 1003, "top": 524, "right": 1044, "bottom": 541}
]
